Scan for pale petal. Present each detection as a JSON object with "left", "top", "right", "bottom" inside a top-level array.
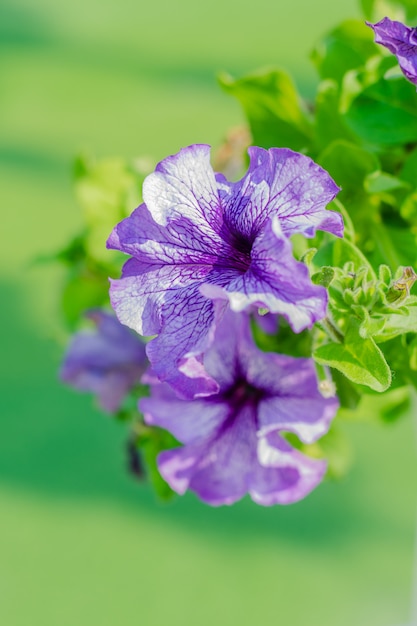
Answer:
[
  {"left": 251, "top": 433, "right": 327, "bottom": 505},
  {"left": 258, "top": 395, "right": 338, "bottom": 444},
  {"left": 143, "top": 144, "right": 225, "bottom": 233},
  {"left": 109, "top": 260, "right": 215, "bottom": 336}
]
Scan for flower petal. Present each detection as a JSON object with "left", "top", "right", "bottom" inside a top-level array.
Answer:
[
  {"left": 217, "top": 146, "right": 342, "bottom": 239},
  {"left": 60, "top": 310, "right": 147, "bottom": 412},
  {"left": 139, "top": 383, "right": 229, "bottom": 444},
  {"left": 107, "top": 201, "right": 230, "bottom": 264},
  {"left": 214, "top": 217, "right": 329, "bottom": 331},
  {"left": 239, "top": 350, "right": 339, "bottom": 442},
  {"left": 157, "top": 404, "right": 257, "bottom": 505},
  {"left": 156, "top": 403, "right": 327, "bottom": 506},
  {"left": 258, "top": 395, "right": 338, "bottom": 444},
  {"left": 142, "top": 144, "right": 225, "bottom": 234},
  {"left": 145, "top": 284, "right": 228, "bottom": 398},
  {"left": 251, "top": 433, "right": 327, "bottom": 505},
  {"left": 109, "top": 259, "right": 215, "bottom": 336},
  {"left": 141, "top": 382, "right": 229, "bottom": 444}
]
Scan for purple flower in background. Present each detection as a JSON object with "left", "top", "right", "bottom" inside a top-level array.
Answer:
[
  {"left": 108, "top": 144, "right": 342, "bottom": 398},
  {"left": 140, "top": 310, "right": 339, "bottom": 506},
  {"left": 60, "top": 309, "right": 148, "bottom": 412},
  {"left": 367, "top": 17, "right": 417, "bottom": 87}
]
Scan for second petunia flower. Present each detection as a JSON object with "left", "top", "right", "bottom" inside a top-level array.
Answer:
[
  {"left": 108, "top": 144, "right": 342, "bottom": 398},
  {"left": 367, "top": 17, "right": 417, "bottom": 87},
  {"left": 140, "top": 310, "right": 339, "bottom": 506}
]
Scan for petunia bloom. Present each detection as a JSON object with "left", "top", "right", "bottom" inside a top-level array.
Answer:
[
  {"left": 140, "top": 310, "right": 339, "bottom": 506},
  {"left": 60, "top": 309, "right": 148, "bottom": 412},
  {"left": 108, "top": 144, "right": 342, "bottom": 398},
  {"left": 367, "top": 17, "right": 417, "bottom": 87}
]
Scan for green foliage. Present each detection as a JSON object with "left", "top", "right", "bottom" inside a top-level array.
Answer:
[
  {"left": 318, "top": 140, "right": 379, "bottom": 208},
  {"left": 135, "top": 425, "right": 178, "bottom": 501},
  {"left": 74, "top": 154, "right": 145, "bottom": 265},
  {"left": 314, "top": 80, "right": 359, "bottom": 151},
  {"left": 311, "top": 19, "right": 379, "bottom": 84},
  {"left": 53, "top": 155, "right": 151, "bottom": 329},
  {"left": 344, "top": 77, "right": 417, "bottom": 146},
  {"left": 61, "top": 269, "right": 109, "bottom": 329},
  {"left": 219, "top": 69, "right": 313, "bottom": 151},
  {"left": 314, "top": 318, "right": 392, "bottom": 392}
]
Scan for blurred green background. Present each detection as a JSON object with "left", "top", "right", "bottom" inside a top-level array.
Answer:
[{"left": 1, "top": 0, "right": 417, "bottom": 624}]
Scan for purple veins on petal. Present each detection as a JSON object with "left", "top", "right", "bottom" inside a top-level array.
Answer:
[
  {"left": 60, "top": 309, "right": 148, "bottom": 413},
  {"left": 367, "top": 17, "right": 417, "bottom": 87},
  {"left": 221, "top": 217, "right": 329, "bottom": 331},
  {"left": 108, "top": 143, "right": 342, "bottom": 397},
  {"left": 216, "top": 146, "right": 343, "bottom": 239},
  {"left": 140, "top": 310, "right": 338, "bottom": 507}
]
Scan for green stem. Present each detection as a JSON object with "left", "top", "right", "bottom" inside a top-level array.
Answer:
[{"left": 320, "top": 316, "right": 344, "bottom": 344}]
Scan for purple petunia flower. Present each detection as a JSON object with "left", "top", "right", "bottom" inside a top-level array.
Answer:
[
  {"left": 367, "top": 17, "right": 417, "bottom": 87},
  {"left": 108, "top": 144, "right": 342, "bottom": 398},
  {"left": 140, "top": 310, "right": 339, "bottom": 506},
  {"left": 60, "top": 309, "right": 148, "bottom": 412}
]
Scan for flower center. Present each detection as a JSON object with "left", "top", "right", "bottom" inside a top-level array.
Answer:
[
  {"left": 222, "top": 378, "right": 264, "bottom": 409},
  {"left": 218, "top": 224, "right": 253, "bottom": 273}
]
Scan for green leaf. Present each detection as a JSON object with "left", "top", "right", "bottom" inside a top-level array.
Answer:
[
  {"left": 331, "top": 369, "right": 362, "bottom": 409},
  {"left": 379, "top": 336, "right": 417, "bottom": 390},
  {"left": 312, "top": 266, "right": 335, "bottom": 288},
  {"left": 384, "top": 223, "right": 417, "bottom": 266},
  {"left": 399, "top": 146, "right": 417, "bottom": 187},
  {"left": 314, "top": 80, "right": 359, "bottom": 153},
  {"left": 75, "top": 156, "right": 141, "bottom": 265},
  {"left": 313, "top": 317, "right": 392, "bottom": 391},
  {"left": 344, "top": 77, "right": 417, "bottom": 146},
  {"left": 311, "top": 19, "right": 379, "bottom": 84},
  {"left": 312, "top": 238, "right": 376, "bottom": 280},
  {"left": 318, "top": 140, "right": 380, "bottom": 206},
  {"left": 357, "top": 307, "right": 387, "bottom": 338},
  {"left": 409, "top": 336, "right": 417, "bottom": 370},
  {"left": 400, "top": 192, "right": 417, "bottom": 224},
  {"left": 300, "top": 247, "right": 318, "bottom": 267},
  {"left": 61, "top": 271, "right": 109, "bottom": 329},
  {"left": 339, "top": 55, "right": 397, "bottom": 114},
  {"left": 219, "top": 69, "right": 313, "bottom": 151},
  {"left": 136, "top": 427, "right": 178, "bottom": 501},
  {"left": 364, "top": 171, "right": 409, "bottom": 194},
  {"left": 372, "top": 304, "right": 417, "bottom": 342},
  {"left": 333, "top": 239, "right": 377, "bottom": 279},
  {"left": 378, "top": 386, "right": 411, "bottom": 422},
  {"left": 379, "top": 264, "right": 392, "bottom": 285}
]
